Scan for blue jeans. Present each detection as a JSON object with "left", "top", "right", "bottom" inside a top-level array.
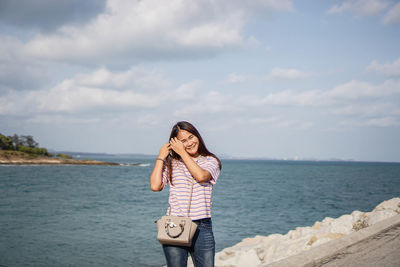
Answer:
[{"left": 162, "top": 218, "right": 215, "bottom": 267}]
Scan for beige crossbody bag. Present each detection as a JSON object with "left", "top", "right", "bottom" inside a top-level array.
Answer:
[{"left": 155, "top": 178, "right": 198, "bottom": 246}]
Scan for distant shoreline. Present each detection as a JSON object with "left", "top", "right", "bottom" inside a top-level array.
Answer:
[
  {"left": 0, "top": 151, "right": 119, "bottom": 166},
  {"left": 0, "top": 159, "right": 119, "bottom": 165},
  {"left": 0, "top": 160, "right": 119, "bottom": 165}
]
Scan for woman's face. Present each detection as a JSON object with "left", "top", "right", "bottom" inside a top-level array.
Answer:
[{"left": 176, "top": 129, "right": 200, "bottom": 157}]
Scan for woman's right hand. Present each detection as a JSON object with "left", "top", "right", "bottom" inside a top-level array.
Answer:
[{"left": 158, "top": 143, "right": 171, "bottom": 160}]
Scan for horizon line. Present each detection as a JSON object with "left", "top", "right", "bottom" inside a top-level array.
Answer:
[{"left": 50, "top": 149, "right": 400, "bottom": 164}]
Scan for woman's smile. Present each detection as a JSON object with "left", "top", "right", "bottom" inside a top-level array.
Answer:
[
  {"left": 186, "top": 143, "right": 198, "bottom": 153},
  {"left": 185, "top": 140, "right": 198, "bottom": 151}
]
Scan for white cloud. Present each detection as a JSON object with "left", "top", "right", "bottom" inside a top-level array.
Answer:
[
  {"left": 383, "top": 2, "right": 400, "bottom": 23},
  {"left": 331, "top": 102, "right": 400, "bottom": 117},
  {"left": 327, "top": 0, "right": 390, "bottom": 17},
  {"left": 248, "top": 117, "right": 280, "bottom": 124},
  {"left": 20, "top": 0, "right": 293, "bottom": 65},
  {"left": 166, "top": 77, "right": 400, "bottom": 129},
  {"left": 361, "top": 117, "right": 400, "bottom": 127},
  {"left": 342, "top": 116, "right": 400, "bottom": 127},
  {"left": 246, "top": 36, "right": 262, "bottom": 47},
  {"left": 266, "top": 68, "right": 311, "bottom": 80},
  {"left": 0, "top": 36, "right": 53, "bottom": 91},
  {"left": 173, "top": 91, "right": 239, "bottom": 117},
  {"left": 136, "top": 114, "right": 162, "bottom": 128},
  {"left": 4, "top": 82, "right": 161, "bottom": 115},
  {"left": 244, "top": 117, "right": 313, "bottom": 130},
  {"left": 26, "top": 114, "right": 101, "bottom": 124},
  {"left": 46, "top": 83, "right": 161, "bottom": 111},
  {"left": 0, "top": 67, "right": 175, "bottom": 115},
  {"left": 245, "top": 0, "right": 293, "bottom": 11},
  {"left": 261, "top": 90, "right": 323, "bottom": 106},
  {"left": 75, "top": 68, "right": 132, "bottom": 88},
  {"left": 367, "top": 58, "right": 400, "bottom": 76},
  {"left": 75, "top": 67, "right": 171, "bottom": 91},
  {"left": 259, "top": 79, "right": 400, "bottom": 107},
  {"left": 174, "top": 81, "right": 201, "bottom": 100},
  {"left": 0, "top": 66, "right": 207, "bottom": 122},
  {"left": 224, "top": 73, "right": 248, "bottom": 84},
  {"left": 277, "top": 120, "right": 313, "bottom": 129},
  {"left": 246, "top": 79, "right": 400, "bottom": 127},
  {"left": 326, "top": 79, "right": 400, "bottom": 99},
  {"left": 224, "top": 68, "right": 311, "bottom": 84},
  {"left": 169, "top": 77, "right": 400, "bottom": 129}
]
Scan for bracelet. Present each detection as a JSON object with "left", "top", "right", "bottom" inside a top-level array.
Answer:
[{"left": 156, "top": 158, "right": 165, "bottom": 162}]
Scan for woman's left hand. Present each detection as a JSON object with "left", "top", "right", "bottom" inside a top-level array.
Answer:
[{"left": 169, "top": 137, "right": 186, "bottom": 156}]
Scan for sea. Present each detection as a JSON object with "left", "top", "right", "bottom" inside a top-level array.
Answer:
[{"left": 1, "top": 157, "right": 399, "bottom": 267}]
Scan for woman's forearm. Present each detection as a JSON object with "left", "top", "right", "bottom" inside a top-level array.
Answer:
[
  {"left": 150, "top": 143, "right": 170, "bottom": 191},
  {"left": 150, "top": 159, "right": 165, "bottom": 191},
  {"left": 180, "top": 152, "right": 211, "bottom": 183}
]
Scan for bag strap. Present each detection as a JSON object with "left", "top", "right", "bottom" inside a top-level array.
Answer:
[
  {"left": 167, "top": 177, "right": 195, "bottom": 217},
  {"left": 186, "top": 178, "right": 195, "bottom": 217}
]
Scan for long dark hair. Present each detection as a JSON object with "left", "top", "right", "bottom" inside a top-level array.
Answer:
[{"left": 165, "top": 121, "right": 222, "bottom": 184}]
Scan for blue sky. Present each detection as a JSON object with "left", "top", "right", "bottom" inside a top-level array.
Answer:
[{"left": 1, "top": 0, "right": 400, "bottom": 161}]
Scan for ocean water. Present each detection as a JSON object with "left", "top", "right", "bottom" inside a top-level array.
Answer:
[{"left": 1, "top": 158, "right": 399, "bottom": 266}]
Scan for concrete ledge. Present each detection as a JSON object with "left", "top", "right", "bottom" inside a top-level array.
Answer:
[{"left": 264, "top": 214, "right": 400, "bottom": 267}]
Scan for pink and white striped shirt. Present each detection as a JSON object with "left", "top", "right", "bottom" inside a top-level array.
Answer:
[{"left": 162, "top": 155, "right": 220, "bottom": 221}]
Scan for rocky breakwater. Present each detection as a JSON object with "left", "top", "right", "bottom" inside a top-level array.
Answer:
[{"left": 213, "top": 198, "right": 400, "bottom": 267}]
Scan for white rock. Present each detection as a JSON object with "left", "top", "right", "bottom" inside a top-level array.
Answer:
[
  {"left": 366, "top": 210, "right": 397, "bottom": 226},
  {"left": 310, "top": 235, "right": 341, "bottom": 247},
  {"left": 215, "top": 247, "right": 261, "bottom": 267},
  {"left": 235, "top": 249, "right": 261, "bottom": 267},
  {"left": 287, "top": 229, "right": 300, "bottom": 240},
  {"left": 351, "top": 210, "right": 364, "bottom": 223},
  {"left": 321, "top": 217, "right": 334, "bottom": 224},
  {"left": 312, "top": 221, "right": 322, "bottom": 229},
  {"left": 297, "top": 226, "right": 317, "bottom": 237},
  {"left": 307, "top": 232, "right": 345, "bottom": 247},
  {"left": 285, "top": 239, "right": 310, "bottom": 255},
  {"left": 217, "top": 247, "right": 236, "bottom": 261},
  {"left": 373, "top": 198, "right": 400, "bottom": 213},
  {"left": 257, "top": 243, "right": 278, "bottom": 264},
  {"left": 320, "top": 214, "right": 353, "bottom": 235}
]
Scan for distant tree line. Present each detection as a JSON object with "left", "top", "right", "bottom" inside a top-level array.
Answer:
[{"left": 0, "top": 133, "right": 50, "bottom": 156}]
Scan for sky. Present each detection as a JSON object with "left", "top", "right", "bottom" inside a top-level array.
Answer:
[{"left": 1, "top": 0, "right": 400, "bottom": 162}]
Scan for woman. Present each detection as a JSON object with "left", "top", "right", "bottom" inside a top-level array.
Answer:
[{"left": 150, "top": 121, "right": 222, "bottom": 267}]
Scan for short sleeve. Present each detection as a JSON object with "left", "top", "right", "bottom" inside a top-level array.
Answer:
[{"left": 203, "top": 156, "right": 220, "bottom": 185}]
